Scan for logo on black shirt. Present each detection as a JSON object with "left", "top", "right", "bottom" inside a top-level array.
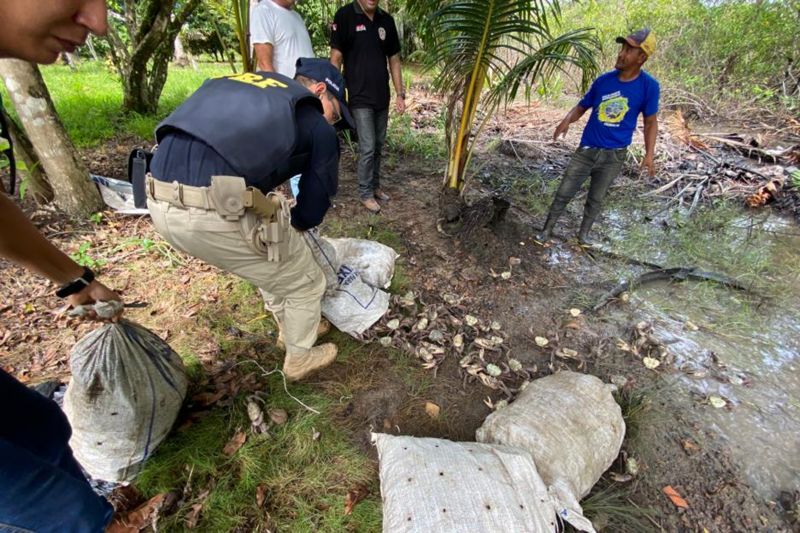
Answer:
[{"left": 378, "top": 27, "right": 386, "bottom": 40}]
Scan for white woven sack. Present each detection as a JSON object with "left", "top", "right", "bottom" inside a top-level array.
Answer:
[
  {"left": 373, "top": 433, "right": 595, "bottom": 533},
  {"left": 476, "top": 372, "right": 624, "bottom": 519},
  {"left": 327, "top": 237, "right": 398, "bottom": 289},
  {"left": 304, "top": 230, "right": 391, "bottom": 336},
  {"left": 64, "top": 320, "right": 188, "bottom": 482}
]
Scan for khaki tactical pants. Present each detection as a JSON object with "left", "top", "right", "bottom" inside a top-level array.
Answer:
[{"left": 148, "top": 196, "right": 326, "bottom": 356}]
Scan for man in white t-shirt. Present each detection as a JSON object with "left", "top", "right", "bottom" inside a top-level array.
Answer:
[{"left": 251, "top": 0, "right": 314, "bottom": 78}]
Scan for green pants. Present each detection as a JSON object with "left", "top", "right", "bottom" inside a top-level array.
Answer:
[{"left": 548, "top": 146, "right": 627, "bottom": 224}]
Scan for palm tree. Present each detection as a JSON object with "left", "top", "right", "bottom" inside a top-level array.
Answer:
[
  {"left": 409, "top": 0, "right": 599, "bottom": 222},
  {"left": 231, "top": 0, "right": 253, "bottom": 72}
]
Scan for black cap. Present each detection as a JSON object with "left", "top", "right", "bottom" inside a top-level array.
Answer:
[{"left": 295, "top": 57, "right": 355, "bottom": 132}]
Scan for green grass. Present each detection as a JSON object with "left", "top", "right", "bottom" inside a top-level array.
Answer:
[
  {"left": 134, "top": 277, "right": 384, "bottom": 531},
  {"left": 136, "top": 384, "right": 382, "bottom": 532},
  {"left": 385, "top": 111, "right": 445, "bottom": 161},
  {"left": 1, "top": 60, "right": 231, "bottom": 148}
]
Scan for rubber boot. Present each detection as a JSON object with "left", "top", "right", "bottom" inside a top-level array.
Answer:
[
  {"left": 577, "top": 214, "right": 598, "bottom": 247},
  {"left": 276, "top": 318, "right": 331, "bottom": 351},
  {"left": 283, "top": 343, "right": 338, "bottom": 382},
  {"left": 536, "top": 213, "right": 559, "bottom": 242}
]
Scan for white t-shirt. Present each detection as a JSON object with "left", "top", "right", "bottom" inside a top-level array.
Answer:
[{"left": 250, "top": 1, "right": 314, "bottom": 78}]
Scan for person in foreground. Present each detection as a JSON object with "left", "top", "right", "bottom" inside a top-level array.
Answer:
[
  {"left": 538, "top": 28, "right": 660, "bottom": 246},
  {"left": 0, "top": 1, "right": 124, "bottom": 531}
]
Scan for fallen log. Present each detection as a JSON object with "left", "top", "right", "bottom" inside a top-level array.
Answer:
[{"left": 591, "top": 266, "right": 751, "bottom": 312}]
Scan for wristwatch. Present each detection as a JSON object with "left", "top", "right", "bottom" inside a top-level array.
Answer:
[{"left": 56, "top": 266, "right": 95, "bottom": 298}]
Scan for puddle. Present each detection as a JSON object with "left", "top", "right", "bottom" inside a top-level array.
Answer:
[{"left": 605, "top": 211, "right": 800, "bottom": 499}]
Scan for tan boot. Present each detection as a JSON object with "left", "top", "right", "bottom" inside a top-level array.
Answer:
[
  {"left": 283, "top": 343, "right": 338, "bottom": 381},
  {"left": 374, "top": 188, "right": 391, "bottom": 202},
  {"left": 361, "top": 198, "right": 381, "bottom": 213},
  {"left": 276, "top": 319, "right": 331, "bottom": 350}
]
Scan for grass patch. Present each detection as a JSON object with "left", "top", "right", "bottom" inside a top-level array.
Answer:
[
  {"left": 574, "top": 483, "right": 658, "bottom": 533},
  {"left": 1, "top": 61, "right": 231, "bottom": 147},
  {"left": 385, "top": 111, "right": 445, "bottom": 161},
  {"left": 135, "top": 379, "right": 382, "bottom": 532}
]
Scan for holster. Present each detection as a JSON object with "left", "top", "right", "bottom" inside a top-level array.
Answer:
[{"left": 209, "top": 175, "right": 247, "bottom": 220}]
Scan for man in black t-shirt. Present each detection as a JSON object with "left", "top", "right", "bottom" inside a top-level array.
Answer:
[{"left": 330, "top": 0, "right": 405, "bottom": 213}]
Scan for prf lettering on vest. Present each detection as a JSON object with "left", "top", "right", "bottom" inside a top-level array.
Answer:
[{"left": 220, "top": 72, "right": 289, "bottom": 90}]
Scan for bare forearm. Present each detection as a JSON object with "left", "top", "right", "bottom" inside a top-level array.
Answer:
[
  {"left": 563, "top": 105, "right": 587, "bottom": 126},
  {"left": 644, "top": 118, "right": 658, "bottom": 157},
  {"left": 253, "top": 44, "right": 274, "bottom": 72},
  {"left": 389, "top": 55, "right": 403, "bottom": 95},
  {"left": 330, "top": 49, "right": 343, "bottom": 70},
  {"left": 0, "top": 194, "right": 82, "bottom": 284}
]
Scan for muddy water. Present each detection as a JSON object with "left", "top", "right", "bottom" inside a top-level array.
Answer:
[{"left": 603, "top": 212, "right": 800, "bottom": 499}]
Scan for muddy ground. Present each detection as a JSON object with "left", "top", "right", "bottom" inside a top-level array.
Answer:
[{"left": 2, "top": 95, "right": 798, "bottom": 532}]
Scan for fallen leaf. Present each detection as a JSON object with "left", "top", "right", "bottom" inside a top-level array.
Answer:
[
  {"left": 685, "top": 320, "right": 699, "bottom": 331},
  {"left": 311, "top": 427, "right": 321, "bottom": 441},
  {"left": 556, "top": 348, "right": 579, "bottom": 359},
  {"left": 465, "top": 315, "right": 478, "bottom": 327},
  {"left": 222, "top": 431, "right": 247, "bottom": 456},
  {"left": 256, "top": 484, "right": 268, "bottom": 508},
  {"left": 626, "top": 457, "right": 640, "bottom": 476},
  {"left": 379, "top": 336, "right": 393, "bottom": 347},
  {"left": 108, "top": 493, "right": 167, "bottom": 532},
  {"left": 386, "top": 319, "right": 400, "bottom": 330},
  {"left": 610, "top": 472, "right": 633, "bottom": 483},
  {"left": 508, "top": 359, "right": 523, "bottom": 372},
  {"left": 708, "top": 395, "right": 727, "bottom": 409},
  {"left": 535, "top": 336, "right": 549, "bottom": 347},
  {"left": 500, "top": 271, "right": 512, "bottom": 280},
  {"left": 485, "top": 363, "right": 502, "bottom": 377},
  {"left": 508, "top": 257, "right": 522, "bottom": 266},
  {"left": 662, "top": 485, "right": 689, "bottom": 509},
  {"left": 268, "top": 408, "right": 288, "bottom": 425},
  {"left": 569, "top": 308, "right": 582, "bottom": 317},
  {"left": 185, "top": 490, "right": 209, "bottom": 530},
  {"left": 191, "top": 390, "right": 225, "bottom": 407},
  {"left": 643, "top": 357, "right": 661, "bottom": 369},
  {"left": 424, "top": 401, "right": 440, "bottom": 419},
  {"left": 453, "top": 334, "right": 464, "bottom": 349},
  {"left": 682, "top": 439, "right": 700, "bottom": 453},
  {"left": 344, "top": 485, "right": 369, "bottom": 515}
]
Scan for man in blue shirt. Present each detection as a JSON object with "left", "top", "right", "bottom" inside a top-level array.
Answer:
[{"left": 538, "top": 29, "right": 660, "bottom": 245}]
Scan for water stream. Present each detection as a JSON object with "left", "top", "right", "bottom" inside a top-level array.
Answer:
[
  {"left": 607, "top": 211, "right": 800, "bottom": 499},
  {"left": 541, "top": 208, "right": 800, "bottom": 499}
]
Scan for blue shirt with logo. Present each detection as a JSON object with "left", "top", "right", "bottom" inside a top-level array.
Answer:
[{"left": 578, "top": 70, "right": 660, "bottom": 149}]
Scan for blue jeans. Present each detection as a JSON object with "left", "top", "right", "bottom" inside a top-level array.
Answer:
[
  {"left": 352, "top": 107, "right": 389, "bottom": 200},
  {"left": 0, "top": 370, "right": 113, "bottom": 533}
]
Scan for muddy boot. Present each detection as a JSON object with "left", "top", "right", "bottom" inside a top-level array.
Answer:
[
  {"left": 536, "top": 213, "right": 558, "bottom": 242},
  {"left": 283, "top": 343, "right": 338, "bottom": 382},
  {"left": 276, "top": 319, "right": 331, "bottom": 350},
  {"left": 577, "top": 215, "right": 598, "bottom": 247}
]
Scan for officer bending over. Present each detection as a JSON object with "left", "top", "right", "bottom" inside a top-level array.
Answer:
[{"left": 147, "top": 58, "right": 355, "bottom": 381}]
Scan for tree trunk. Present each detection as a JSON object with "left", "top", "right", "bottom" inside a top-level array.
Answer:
[
  {"left": 173, "top": 32, "right": 197, "bottom": 70},
  {"left": 4, "top": 114, "right": 54, "bottom": 204},
  {"left": 106, "top": 0, "right": 201, "bottom": 115},
  {"left": 0, "top": 60, "right": 103, "bottom": 217},
  {"left": 85, "top": 35, "right": 99, "bottom": 61}
]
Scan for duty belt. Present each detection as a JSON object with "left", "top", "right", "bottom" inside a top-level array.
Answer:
[{"left": 146, "top": 175, "right": 282, "bottom": 222}]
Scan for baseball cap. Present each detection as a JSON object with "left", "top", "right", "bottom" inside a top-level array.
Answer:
[
  {"left": 616, "top": 28, "right": 656, "bottom": 57},
  {"left": 295, "top": 57, "right": 355, "bottom": 132}
]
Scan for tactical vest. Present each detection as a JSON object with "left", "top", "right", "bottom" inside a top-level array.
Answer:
[{"left": 156, "top": 72, "right": 322, "bottom": 181}]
